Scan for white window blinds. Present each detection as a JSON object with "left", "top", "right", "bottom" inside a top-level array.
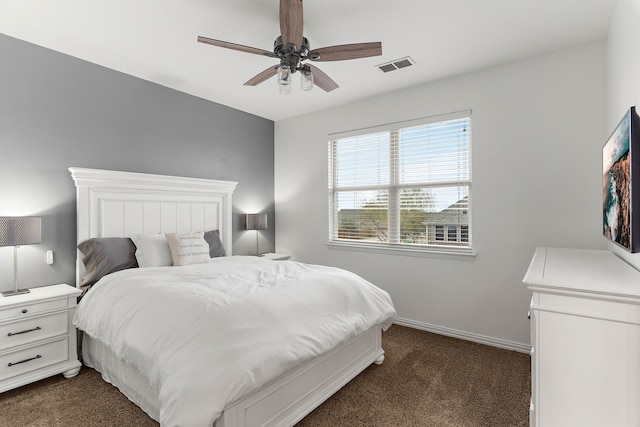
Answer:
[{"left": 329, "top": 111, "right": 472, "bottom": 253}]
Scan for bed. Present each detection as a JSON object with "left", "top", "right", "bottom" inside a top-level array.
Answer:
[{"left": 69, "top": 167, "right": 396, "bottom": 427}]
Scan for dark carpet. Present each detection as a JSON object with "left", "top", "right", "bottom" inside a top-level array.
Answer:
[{"left": 0, "top": 325, "right": 530, "bottom": 426}]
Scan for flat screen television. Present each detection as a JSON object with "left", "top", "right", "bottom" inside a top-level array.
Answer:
[{"left": 603, "top": 106, "right": 640, "bottom": 252}]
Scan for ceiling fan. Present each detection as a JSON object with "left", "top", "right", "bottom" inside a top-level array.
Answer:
[{"left": 197, "top": 0, "right": 382, "bottom": 93}]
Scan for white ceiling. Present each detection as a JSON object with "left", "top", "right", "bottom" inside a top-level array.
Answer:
[{"left": 0, "top": 0, "right": 617, "bottom": 121}]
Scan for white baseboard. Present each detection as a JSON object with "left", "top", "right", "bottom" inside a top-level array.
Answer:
[{"left": 393, "top": 317, "right": 531, "bottom": 354}]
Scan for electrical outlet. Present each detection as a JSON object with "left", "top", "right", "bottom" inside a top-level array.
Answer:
[{"left": 46, "top": 250, "right": 54, "bottom": 265}]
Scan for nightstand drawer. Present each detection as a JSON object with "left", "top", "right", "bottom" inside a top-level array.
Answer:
[
  {"left": 0, "top": 299, "right": 68, "bottom": 321},
  {"left": 0, "top": 337, "right": 68, "bottom": 381},
  {"left": 0, "top": 311, "right": 68, "bottom": 351}
]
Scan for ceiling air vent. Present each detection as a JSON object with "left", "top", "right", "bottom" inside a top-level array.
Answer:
[{"left": 376, "top": 56, "right": 416, "bottom": 73}]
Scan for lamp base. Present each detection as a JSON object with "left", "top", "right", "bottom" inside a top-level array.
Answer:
[{"left": 2, "top": 289, "right": 30, "bottom": 297}]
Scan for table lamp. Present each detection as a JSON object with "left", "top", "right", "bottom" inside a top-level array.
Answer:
[
  {"left": 245, "top": 213, "right": 267, "bottom": 256},
  {"left": 0, "top": 216, "right": 41, "bottom": 296}
]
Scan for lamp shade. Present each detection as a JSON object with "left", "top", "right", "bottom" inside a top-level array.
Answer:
[
  {"left": 0, "top": 217, "right": 42, "bottom": 246},
  {"left": 245, "top": 213, "right": 267, "bottom": 231}
]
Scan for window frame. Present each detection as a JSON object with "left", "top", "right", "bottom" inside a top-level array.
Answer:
[{"left": 327, "top": 110, "right": 474, "bottom": 259}]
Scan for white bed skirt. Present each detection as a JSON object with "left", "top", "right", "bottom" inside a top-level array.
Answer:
[
  {"left": 82, "top": 326, "right": 385, "bottom": 427},
  {"left": 82, "top": 334, "right": 161, "bottom": 420}
]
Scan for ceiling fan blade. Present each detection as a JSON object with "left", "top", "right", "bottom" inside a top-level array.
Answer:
[
  {"left": 198, "top": 36, "right": 277, "bottom": 58},
  {"left": 308, "top": 65, "right": 338, "bottom": 92},
  {"left": 309, "top": 42, "right": 382, "bottom": 62},
  {"left": 244, "top": 66, "right": 278, "bottom": 86},
  {"left": 280, "top": 0, "right": 304, "bottom": 49}
]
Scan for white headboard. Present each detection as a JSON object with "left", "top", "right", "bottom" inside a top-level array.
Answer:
[{"left": 69, "top": 167, "right": 237, "bottom": 287}]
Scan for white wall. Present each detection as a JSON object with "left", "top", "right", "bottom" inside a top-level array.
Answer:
[
  {"left": 606, "top": 0, "right": 640, "bottom": 268},
  {"left": 274, "top": 43, "right": 606, "bottom": 349}
]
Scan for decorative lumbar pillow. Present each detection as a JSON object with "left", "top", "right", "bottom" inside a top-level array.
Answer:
[
  {"left": 165, "top": 231, "right": 211, "bottom": 266},
  {"left": 204, "top": 229, "right": 226, "bottom": 258},
  {"left": 77, "top": 237, "right": 138, "bottom": 286},
  {"left": 131, "top": 234, "right": 173, "bottom": 268}
]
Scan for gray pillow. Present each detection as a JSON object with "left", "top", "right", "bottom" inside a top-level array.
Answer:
[
  {"left": 78, "top": 237, "right": 139, "bottom": 286},
  {"left": 204, "top": 230, "right": 226, "bottom": 258}
]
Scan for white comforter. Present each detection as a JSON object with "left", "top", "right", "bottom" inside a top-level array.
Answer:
[{"left": 74, "top": 256, "right": 396, "bottom": 426}]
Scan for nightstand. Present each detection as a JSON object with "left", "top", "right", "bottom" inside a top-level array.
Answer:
[
  {"left": 0, "top": 284, "right": 82, "bottom": 393},
  {"left": 259, "top": 253, "right": 291, "bottom": 260}
]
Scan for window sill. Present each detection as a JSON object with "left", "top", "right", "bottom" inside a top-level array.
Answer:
[{"left": 326, "top": 241, "right": 476, "bottom": 261}]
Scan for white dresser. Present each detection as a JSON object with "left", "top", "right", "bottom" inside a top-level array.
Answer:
[
  {"left": 523, "top": 247, "right": 640, "bottom": 427},
  {"left": 0, "top": 284, "right": 82, "bottom": 392}
]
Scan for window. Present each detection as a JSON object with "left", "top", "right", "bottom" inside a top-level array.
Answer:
[{"left": 328, "top": 111, "right": 472, "bottom": 254}]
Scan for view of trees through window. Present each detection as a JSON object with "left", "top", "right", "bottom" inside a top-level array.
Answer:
[{"left": 329, "top": 113, "right": 471, "bottom": 251}]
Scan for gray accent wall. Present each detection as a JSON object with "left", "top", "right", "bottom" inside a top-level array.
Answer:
[{"left": 0, "top": 34, "right": 274, "bottom": 292}]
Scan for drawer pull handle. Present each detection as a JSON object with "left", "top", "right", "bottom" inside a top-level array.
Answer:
[
  {"left": 8, "top": 326, "right": 42, "bottom": 337},
  {"left": 21, "top": 309, "right": 27, "bottom": 314},
  {"left": 8, "top": 354, "right": 41, "bottom": 367}
]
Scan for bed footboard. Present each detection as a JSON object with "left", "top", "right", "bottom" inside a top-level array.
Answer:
[{"left": 216, "top": 326, "right": 383, "bottom": 427}]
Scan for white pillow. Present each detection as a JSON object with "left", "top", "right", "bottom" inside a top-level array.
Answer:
[
  {"left": 165, "top": 232, "right": 211, "bottom": 266},
  {"left": 131, "top": 234, "right": 173, "bottom": 267}
]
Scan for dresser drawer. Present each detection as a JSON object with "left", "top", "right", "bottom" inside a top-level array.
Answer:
[
  {"left": 0, "top": 337, "right": 68, "bottom": 381},
  {"left": 0, "top": 311, "right": 68, "bottom": 351},
  {"left": 0, "top": 299, "right": 68, "bottom": 321}
]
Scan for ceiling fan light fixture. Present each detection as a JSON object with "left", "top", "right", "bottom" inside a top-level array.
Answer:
[
  {"left": 277, "top": 64, "right": 291, "bottom": 84},
  {"left": 301, "top": 66, "right": 313, "bottom": 91},
  {"left": 277, "top": 64, "right": 292, "bottom": 94},
  {"left": 279, "top": 81, "right": 292, "bottom": 95}
]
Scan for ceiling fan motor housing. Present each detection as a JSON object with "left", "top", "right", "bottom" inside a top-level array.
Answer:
[{"left": 274, "top": 36, "right": 315, "bottom": 71}]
